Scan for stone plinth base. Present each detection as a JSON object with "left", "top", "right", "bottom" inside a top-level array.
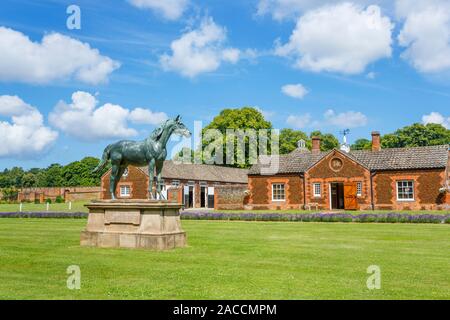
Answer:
[{"left": 80, "top": 200, "right": 186, "bottom": 250}]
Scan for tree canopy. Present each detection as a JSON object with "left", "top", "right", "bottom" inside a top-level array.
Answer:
[
  {"left": 381, "top": 123, "right": 450, "bottom": 148},
  {"left": 0, "top": 157, "right": 109, "bottom": 189},
  {"left": 200, "top": 107, "right": 273, "bottom": 168},
  {"left": 351, "top": 138, "right": 372, "bottom": 150},
  {"left": 310, "top": 130, "right": 340, "bottom": 151}
]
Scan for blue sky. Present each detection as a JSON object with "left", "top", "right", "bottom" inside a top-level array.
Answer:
[{"left": 0, "top": 0, "right": 449, "bottom": 170}]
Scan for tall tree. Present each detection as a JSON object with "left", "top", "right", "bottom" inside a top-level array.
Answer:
[
  {"left": 202, "top": 107, "right": 272, "bottom": 168},
  {"left": 381, "top": 123, "right": 450, "bottom": 148},
  {"left": 310, "top": 131, "right": 340, "bottom": 151},
  {"left": 279, "top": 128, "right": 310, "bottom": 154},
  {"left": 351, "top": 138, "right": 372, "bottom": 150}
]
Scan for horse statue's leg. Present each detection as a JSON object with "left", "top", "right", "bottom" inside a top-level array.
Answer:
[
  {"left": 155, "top": 161, "right": 165, "bottom": 200},
  {"left": 148, "top": 158, "right": 156, "bottom": 199}
]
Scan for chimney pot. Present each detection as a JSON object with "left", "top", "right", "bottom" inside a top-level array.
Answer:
[
  {"left": 312, "top": 136, "right": 321, "bottom": 154},
  {"left": 371, "top": 131, "right": 381, "bottom": 152}
]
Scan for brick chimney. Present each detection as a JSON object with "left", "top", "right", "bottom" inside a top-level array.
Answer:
[
  {"left": 371, "top": 131, "right": 381, "bottom": 152},
  {"left": 312, "top": 136, "right": 321, "bottom": 154}
]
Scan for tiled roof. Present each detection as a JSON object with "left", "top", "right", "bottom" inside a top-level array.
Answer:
[
  {"left": 351, "top": 145, "right": 450, "bottom": 170},
  {"left": 249, "top": 145, "right": 449, "bottom": 174},
  {"left": 139, "top": 161, "right": 248, "bottom": 184}
]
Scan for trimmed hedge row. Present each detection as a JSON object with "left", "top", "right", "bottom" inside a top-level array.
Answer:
[
  {"left": 1, "top": 211, "right": 449, "bottom": 224},
  {"left": 0, "top": 212, "right": 88, "bottom": 219},
  {"left": 181, "top": 212, "right": 450, "bottom": 224}
]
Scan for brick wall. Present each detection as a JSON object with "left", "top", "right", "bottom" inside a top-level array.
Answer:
[
  {"left": 373, "top": 169, "right": 446, "bottom": 210},
  {"left": 18, "top": 186, "right": 101, "bottom": 203},
  {"left": 101, "top": 166, "right": 149, "bottom": 200},
  {"left": 214, "top": 185, "right": 249, "bottom": 210},
  {"left": 247, "top": 174, "right": 304, "bottom": 210}
]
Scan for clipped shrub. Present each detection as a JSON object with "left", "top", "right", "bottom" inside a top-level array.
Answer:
[{"left": 55, "top": 196, "right": 64, "bottom": 203}]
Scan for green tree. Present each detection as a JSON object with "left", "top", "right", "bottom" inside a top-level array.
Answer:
[
  {"left": 21, "top": 173, "right": 37, "bottom": 188},
  {"left": 1, "top": 187, "right": 18, "bottom": 202},
  {"left": 381, "top": 123, "right": 450, "bottom": 148},
  {"left": 351, "top": 138, "right": 372, "bottom": 150},
  {"left": 202, "top": 107, "right": 272, "bottom": 168},
  {"left": 279, "top": 128, "right": 310, "bottom": 154},
  {"left": 43, "top": 164, "right": 64, "bottom": 187},
  {"left": 310, "top": 131, "right": 339, "bottom": 151},
  {"left": 62, "top": 157, "right": 106, "bottom": 186}
]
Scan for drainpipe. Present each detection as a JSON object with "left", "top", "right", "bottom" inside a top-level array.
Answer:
[
  {"left": 302, "top": 173, "right": 306, "bottom": 209},
  {"left": 370, "top": 171, "right": 376, "bottom": 211}
]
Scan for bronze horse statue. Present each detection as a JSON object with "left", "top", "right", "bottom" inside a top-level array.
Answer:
[{"left": 93, "top": 115, "right": 191, "bottom": 200}]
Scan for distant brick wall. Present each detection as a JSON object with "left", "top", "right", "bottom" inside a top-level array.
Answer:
[
  {"left": 18, "top": 187, "right": 101, "bottom": 203},
  {"left": 214, "top": 185, "right": 248, "bottom": 210}
]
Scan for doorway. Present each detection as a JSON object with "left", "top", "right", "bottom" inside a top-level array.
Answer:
[
  {"left": 330, "top": 182, "right": 345, "bottom": 209},
  {"left": 200, "top": 186, "right": 206, "bottom": 208},
  {"left": 183, "top": 185, "right": 194, "bottom": 208}
]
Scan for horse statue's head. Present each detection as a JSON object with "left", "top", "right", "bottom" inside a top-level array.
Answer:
[{"left": 150, "top": 115, "right": 191, "bottom": 141}]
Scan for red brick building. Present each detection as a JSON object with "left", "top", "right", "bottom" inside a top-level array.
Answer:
[
  {"left": 101, "top": 161, "right": 248, "bottom": 209},
  {"left": 248, "top": 132, "right": 450, "bottom": 211}
]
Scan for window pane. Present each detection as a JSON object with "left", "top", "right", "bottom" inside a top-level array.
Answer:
[{"left": 272, "top": 184, "right": 285, "bottom": 200}]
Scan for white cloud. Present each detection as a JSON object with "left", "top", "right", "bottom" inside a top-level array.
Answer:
[
  {"left": 160, "top": 17, "right": 240, "bottom": 78},
  {"left": 0, "top": 27, "right": 120, "bottom": 85},
  {"left": 0, "top": 95, "right": 58, "bottom": 158},
  {"left": 256, "top": 0, "right": 390, "bottom": 21},
  {"left": 397, "top": 0, "right": 450, "bottom": 73},
  {"left": 422, "top": 111, "right": 450, "bottom": 129},
  {"left": 257, "top": 0, "right": 336, "bottom": 21},
  {"left": 128, "top": 0, "right": 189, "bottom": 20},
  {"left": 286, "top": 109, "right": 368, "bottom": 129},
  {"left": 286, "top": 113, "right": 312, "bottom": 128},
  {"left": 129, "top": 107, "right": 168, "bottom": 125},
  {"left": 275, "top": 3, "right": 393, "bottom": 74},
  {"left": 323, "top": 109, "right": 368, "bottom": 128},
  {"left": 49, "top": 92, "right": 167, "bottom": 141},
  {"left": 281, "top": 83, "right": 309, "bottom": 99}
]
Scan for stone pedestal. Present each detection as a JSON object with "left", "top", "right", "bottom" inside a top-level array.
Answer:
[{"left": 80, "top": 200, "right": 186, "bottom": 250}]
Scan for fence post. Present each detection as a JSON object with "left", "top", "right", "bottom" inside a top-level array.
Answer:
[
  {"left": 69, "top": 201, "right": 72, "bottom": 210},
  {"left": 19, "top": 203, "right": 23, "bottom": 212},
  {"left": 46, "top": 202, "right": 49, "bottom": 212}
]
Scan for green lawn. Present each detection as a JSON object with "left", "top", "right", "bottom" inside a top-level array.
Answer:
[
  {"left": 0, "top": 219, "right": 449, "bottom": 299},
  {"left": 0, "top": 201, "right": 89, "bottom": 213}
]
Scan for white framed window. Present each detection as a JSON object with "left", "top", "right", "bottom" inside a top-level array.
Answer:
[
  {"left": 171, "top": 180, "right": 180, "bottom": 187},
  {"left": 356, "top": 182, "right": 363, "bottom": 197},
  {"left": 313, "top": 183, "right": 321, "bottom": 197},
  {"left": 272, "top": 183, "right": 285, "bottom": 201},
  {"left": 120, "top": 185, "right": 131, "bottom": 197},
  {"left": 397, "top": 180, "right": 414, "bottom": 201}
]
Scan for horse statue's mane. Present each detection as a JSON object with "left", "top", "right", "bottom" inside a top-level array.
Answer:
[{"left": 149, "top": 120, "right": 168, "bottom": 141}]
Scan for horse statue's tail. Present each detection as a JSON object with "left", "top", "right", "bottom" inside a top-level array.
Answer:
[{"left": 92, "top": 145, "right": 112, "bottom": 173}]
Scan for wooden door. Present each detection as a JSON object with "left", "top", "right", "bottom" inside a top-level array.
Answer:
[{"left": 344, "top": 183, "right": 358, "bottom": 210}]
